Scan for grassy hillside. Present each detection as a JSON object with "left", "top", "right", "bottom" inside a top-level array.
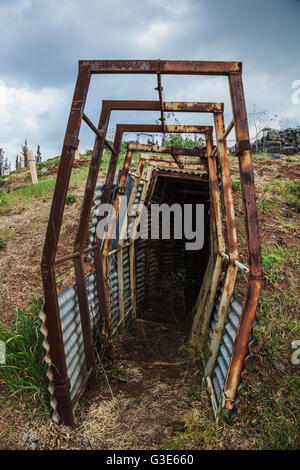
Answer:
[{"left": 0, "top": 152, "right": 299, "bottom": 450}]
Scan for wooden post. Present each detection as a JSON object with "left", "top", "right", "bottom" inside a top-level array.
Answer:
[
  {"left": 74, "top": 149, "right": 80, "bottom": 161},
  {"left": 21, "top": 156, "right": 25, "bottom": 168},
  {"left": 27, "top": 150, "right": 38, "bottom": 184}
]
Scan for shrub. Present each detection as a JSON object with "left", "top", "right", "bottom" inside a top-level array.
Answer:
[
  {"left": 231, "top": 178, "right": 241, "bottom": 191},
  {"left": 65, "top": 193, "right": 77, "bottom": 206},
  {"left": 286, "top": 182, "right": 300, "bottom": 212},
  {"left": 262, "top": 244, "right": 291, "bottom": 283},
  {"left": 0, "top": 237, "right": 5, "bottom": 250},
  {"left": 0, "top": 295, "right": 49, "bottom": 413}
]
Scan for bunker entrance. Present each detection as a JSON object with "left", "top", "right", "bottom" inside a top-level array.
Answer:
[
  {"left": 135, "top": 173, "right": 210, "bottom": 327},
  {"left": 41, "top": 60, "right": 262, "bottom": 426}
]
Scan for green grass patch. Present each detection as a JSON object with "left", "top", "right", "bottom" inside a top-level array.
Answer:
[
  {"left": 0, "top": 237, "right": 5, "bottom": 250},
  {"left": 231, "top": 178, "right": 241, "bottom": 191},
  {"left": 286, "top": 182, "right": 300, "bottom": 212},
  {"left": 274, "top": 180, "right": 300, "bottom": 212},
  {"left": 0, "top": 163, "right": 91, "bottom": 212},
  {"left": 0, "top": 295, "right": 49, "bottom": 414},
  {"left": 258, "top": 377, "right": 300, "bottom": 449},
  {"left": 257, "top": 199, "right": 277, "bottom": 212},
  {"left": 65, "top": 193, "right": 77, "bottom": 206},
  {"left": 262, "top": 244, "right": 291, "bottom": 283}
]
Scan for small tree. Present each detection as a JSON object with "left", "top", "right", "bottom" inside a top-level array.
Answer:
[
  {"left": 0, "top": 148, "right": 4, "bottom": 177},
  {"left": 165, "top": 133, "right": 184, "bottom": 148},
  {"left": 20, "top": 139, "right": 29, "bottom": 167},
  {"left": 3, "top": 158, "right": 10, "bottom": 175},
  {"left": 15, "top": 154, "right": 21, "bottom": 170},
  {"left": 35, "top": 145, "right": 42, "bottom": 163}
]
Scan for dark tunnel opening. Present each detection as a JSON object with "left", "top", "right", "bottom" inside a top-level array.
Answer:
[{"left": 135, "top": 171, "right": 210, "bottom": 328}]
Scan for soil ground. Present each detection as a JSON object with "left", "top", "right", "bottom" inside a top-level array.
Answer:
[{"left": 0, "top": 154, "right": 299, "bottom": 450}]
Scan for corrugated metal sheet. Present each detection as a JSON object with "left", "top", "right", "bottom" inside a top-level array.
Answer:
[
  {"left": 57, "top": 271, "right": 100, "bottom": 401},
  {"left": 87, "top": 176, "right": 145, "bottom": 331},
  {"left": 122, "top": 245, "right": 132, "bottom": 312},
  {"left": 58, "top": 284, "right": 87, "bottom": 401},
  {"left": 209, "top": 288, "right": 258, "bottom": 414}
]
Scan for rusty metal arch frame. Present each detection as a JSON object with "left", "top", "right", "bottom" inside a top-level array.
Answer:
[
  {"left": 95, "top": 123, "right": 213, "bottom": 330},
  {"left": 41, "top": 60, "right": 262, "bottom": 426},
  {"left": 100, "top": 130, "right": 212, "bottom": 327},
  {"left": 42, "top": 100, "right": 223, "bottom": 425}
]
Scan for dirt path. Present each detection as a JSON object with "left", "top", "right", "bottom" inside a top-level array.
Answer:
[{"left": 3, "top": 319, "right": 206, "bottom": 450}]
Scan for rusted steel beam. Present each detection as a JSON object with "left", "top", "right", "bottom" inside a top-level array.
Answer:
[
  {"left": 103, "top": 148, "right": 134, "bottom": 258},
  {"left": 214, "top": 112, "right": 239, "bottom": 262},
  {"left": 163, "top": 102, "right": 223, "bottom": 113},
  {"left": 75, "top": 104, "right": 110, "bottom": 252},
  {"left": 171, "top": 153, "right": 184, "bottom": 169},
  {"left": 75, "top": 103, "right": 111, "bottom": 334},
  {"left": 228, "top": 74, "right": 262, "bottom": 279},
  {"left": 156, "top": 171, "right": 208, "bottom": 182},
  {"left": 199, "top": 121, "right": 239, "bottom": 372},
  {"left": 100, "top": 124, "right": 124, "bottom": 208},
  {"left": 73, "top": 257, "right": 97, "bottom": 388},
  {"left": 41, "top": 266, "right": 73, "bottom": 426},
  {"left": 156, "top": 70, "right": 166, "bottom": 133},
  {"left": 190, "top": 134, "right": 224, "bottom": 338},
  {"left": 145, "top": 155, "right": 207, "bottom": 165},
  {"left": 102, "top": 124, "right": 210, "bottom": 211},
  {"left": 101, "top": 100, "right": 223, "bottom": 113},
  {"left": 221, "top": 73, "right": 262, "bottom": 410},
  {"left": 41, "top": 69, "right": 91, "bottom": 426},
  {"left": 223, "top": 278, "right": 261, "bottom": 412},
  {"left": 145, "top": 170, "right": 158, "bottom": 208},
  {"left": 82, "top": 113, "right": 116, "bottom": 154},
  {"left": 111, "top": 123, "right": 211, "bottom": 134},
  {"left": 128, "top": 143, "right": 209, "bottom": 155},
  {"left": 42, "top": 69, "right": 90, "bottom": 266},
  {"left": 211, "top": 119, "right": 235, "bottom": 157},
  {"left": 79, "top": 59, "right": 242, "bottom": 76},
  {"left": 205, "top": 134, "right": 225, "bottom": 255}
]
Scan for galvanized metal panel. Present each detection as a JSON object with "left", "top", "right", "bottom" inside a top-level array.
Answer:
[{"left": 209, "top": 288, "right": 258, "bottom": 413}]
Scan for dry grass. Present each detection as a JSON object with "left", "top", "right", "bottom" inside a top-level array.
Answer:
[{"left": 0, "top": 155, "right": 299, "bottom": 450}]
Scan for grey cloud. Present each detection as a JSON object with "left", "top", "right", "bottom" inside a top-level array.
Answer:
[{"left": 0, "top": 0, "right": 300, "bottom": 166}]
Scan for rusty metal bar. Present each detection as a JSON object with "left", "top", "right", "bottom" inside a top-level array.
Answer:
[
  {"left": 221, "top": 252, "right": 249, "bottom": 274},
  {"left": 75, "top": 103, "right": 111, "bottom": 346},
  {"left": 221, "top": 74, "right": 262, "bottom": 412},
  {"left": 214, "top": 112, "right": 239, "bottom": 261},
  {"left": 211, "top": 119, "right": 235, "bottom": 158},
  {"left": 156, "top": 64, "right": 166, "bottom": 134},
  {"left": 79, "top": 59, "right": 242, "bottom": 75},
  {"left": 101, "top": 100, "right": 224, "bottom": 113},
  {"left": 128, "top": 142, "right": 211, "bottom": 155},
  {"left": 102, "top": 123, "right": 210, "bottom": 220},
  {"left": 82, "top": 113, "right": 116, "bottom": 154},
  {"left": 73, "top": 257, "right": 97, "bottom": 388},
  {"left": 204, "top": 113, "right": 240, "bottom": 375},
  {"left": 41, "top": 69, "right": 91, "bottom": 426},
  {"left": 190, "top": 133, "right": 225, "bottom": 337}
]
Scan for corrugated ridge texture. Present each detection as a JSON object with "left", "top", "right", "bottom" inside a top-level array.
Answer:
[{"left": 209, "top": 287, "right": 259, "bottom": 414}]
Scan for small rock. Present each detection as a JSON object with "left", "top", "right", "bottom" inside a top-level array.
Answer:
[
  {"left": 270, "top": 153, "right": 282, "bottom": 160},
  {"left": 272, "top": 361, "right": 285, "bottom": 374}
]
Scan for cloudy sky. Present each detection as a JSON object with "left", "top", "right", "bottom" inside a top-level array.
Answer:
[{"left": 1, "top": 0, "right": 300, "bottom": 167}]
